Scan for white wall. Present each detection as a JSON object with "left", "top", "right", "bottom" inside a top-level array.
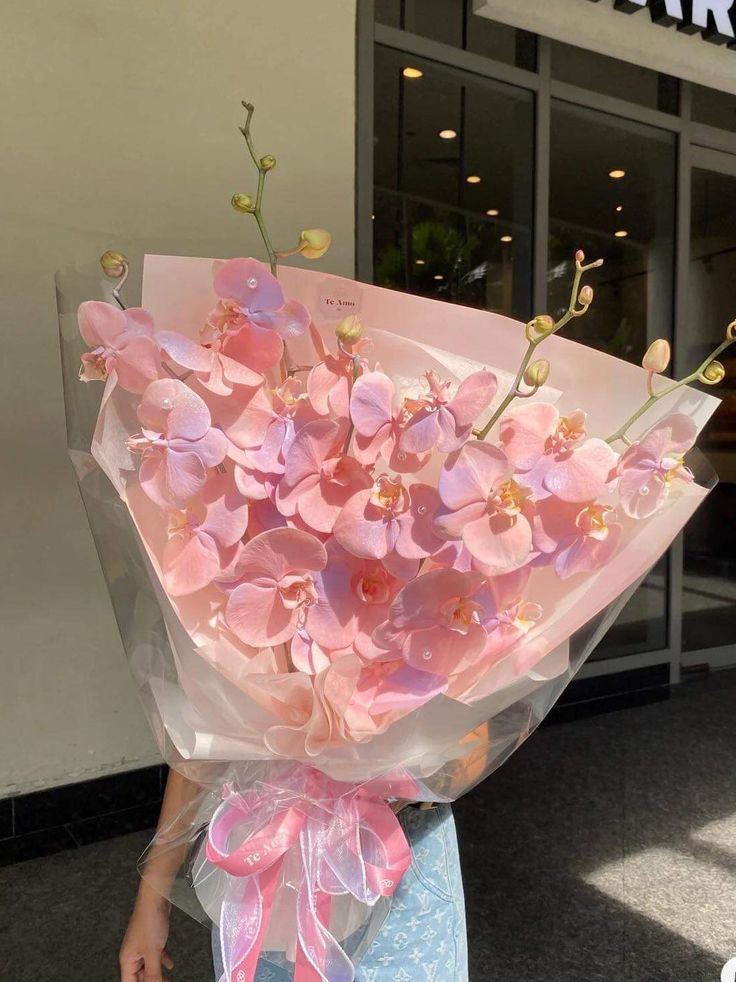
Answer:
[
  {"left": 475, "top": 0, "right": 736, "bottom": 96},
  {"left": 0, "top": 0, "right": 357, "bottom": 796}
]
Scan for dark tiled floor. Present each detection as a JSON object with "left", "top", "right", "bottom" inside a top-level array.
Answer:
[{"left": 2, "top": 672, "right": 736, "bottom": 982}]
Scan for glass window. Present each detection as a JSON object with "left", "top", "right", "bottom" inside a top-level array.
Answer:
[
  {"left": 682, "top": 165, "right": 736, "bottom": 652},
  {"left": 375, "top": 0, "right": 401, "bottom": 29},
  {"left": 692, "top": 83, "right": 736, "bottom": 133},
  {"left": 548, "top": 101, "right": 676, "bottom": 657},
  {"left": 551, "top": 40, "right": 679, "bottom": 115},
  {"left": 376, "top": 0, "right": 537, "bottom": 70},
  {"left": 374, "top": 45, "right": 534, "bottom": 319}
]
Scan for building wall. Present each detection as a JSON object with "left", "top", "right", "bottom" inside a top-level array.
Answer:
[
  {"left": 0, "top": 0, "right": 357, "bottom": 796},
  {"left": 475, "top": 0, "right": 736, "bottom": 96}
]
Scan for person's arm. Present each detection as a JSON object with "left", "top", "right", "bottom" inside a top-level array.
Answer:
[{"left": 119, "top": 769, "right": 202, "bottom": 982}]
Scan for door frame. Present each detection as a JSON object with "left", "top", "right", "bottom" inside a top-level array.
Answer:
[{"left": 676, "top": 143, "right": 736, "bottom": 674}]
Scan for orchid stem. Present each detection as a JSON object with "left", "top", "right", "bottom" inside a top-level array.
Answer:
[
  {"left": 239, "top": 101, "right": 278, "bottom": 275},
  {"left": 604, "top": 335, "right": 735, "bottom": 445},
  {"left": 474, "top": 256, "right": 602, "bottom": 441}
]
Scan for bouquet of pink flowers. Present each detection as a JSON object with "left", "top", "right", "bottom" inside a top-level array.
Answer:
[{"left": 60, "top": 103, "right": 731, "bottom": 982}]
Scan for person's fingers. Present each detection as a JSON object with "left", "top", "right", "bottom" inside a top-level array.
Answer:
[
  {"left": 119, "top": 954, "right": 143, "bottom": 982},
  {"left": 141, "top": 949, "right": 164, "bottom": 982},
  {"left": 161, "top": 949, "right": 174, "bottom": 970}
]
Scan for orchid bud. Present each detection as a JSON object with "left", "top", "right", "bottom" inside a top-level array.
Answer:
[
  {"left": 260, "top": 154, "right": 276, "bottom": 171},
  {"left": 231, "top": 193, "right": 255, "bottom": 213},
  {"left": 335, "top": 314, "right": 363, "bottom": 344},
  {"left": 99, "top": 250, "right": 128, "bottom": 278},
  {"left": 575, "top": 249, "right": 585, "bottom": 263},
  {"left": 524, "top": 358, "right": 550, "bottom": 388},
  {"left": 578, "top": 285, "right": 594, "bottom": 306},
  {"left": 727, "top": 319, "right": 736, "bottom": 341},
  {"left": 298, "top": 228, "right": 332, "bottom": 260},
  {"left": 527, "top": 314, "right": 554, "bottom": 336},
  {"left": 700, "top": 360, "right": 725, "bottom": 385},
  {"left": 642, "top": 339, "right": 671, "bottom": 374}
]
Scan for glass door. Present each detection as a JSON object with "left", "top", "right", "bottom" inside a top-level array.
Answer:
[
  {"left": 548, "top": 101, "right": 676, "bottom": 663},
  {"left": 681, "top": 148, "right": 736, "bottom": 666}
]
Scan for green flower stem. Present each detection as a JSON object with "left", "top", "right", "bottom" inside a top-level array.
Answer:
[
  {"left": 604, "top": 336, "right": 735, "bottom": 445},
  {"left": 474, "top": 257, "right": 602, "bottom": 441},
  {"left": 239, "top": 101, "right": 278, "bottom": 275}
]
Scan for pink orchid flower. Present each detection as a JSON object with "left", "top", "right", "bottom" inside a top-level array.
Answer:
[
  {"left": 156, "top": 329, "right": 263, "bottom": 395},
  {"left": 349, "top": 371, "right": 428, "bottom": 473},
  {"left": 400, "top": 369, "right": 497, "bottom": 454},
  {"left": 246, "top": 497, "right": 288, "bottom": 538},
  {"left": 161, "top": 475, "right": 249, "bottom": 596},
  {"left": 479, "top": 568, "right": 542, "bottom": 659},
  {"left": 435, "top": 441, "right": 535, "bottom": 574},
  {"left": 204, "top": 258, "right": 310, "bottom": 374},
  {"left": 207, "top": 383, "right": 274, "bottom": 454},
  {"left": 333, "top": 475, "right": 443, "bottom": 561},
  {"left": 78, "top": 301, "right": 160, "bottom": 394},
  {"left": 307, "top": 323, "right": 370, "bottom": 419},
  {"left": 618, "top": 413, "right": 696, "bottom": 518},
  {"left": 228, "top": 379, "right": 319, "bottom": 497},
  {"left": 350, "top": 659, "right": 448, "bottom": 719},
  {"left": 290, "top": 629, "right": 344, "bottom": 675},
  {"left": 225, "top": 527, "right": 328, "bottom": 647},
  {"left": 129, "top": 379, "right": 228, "bottom": 509},
  {"left": 304, "top": 543, "right": 400, "bottom": 653},
  {"left": 533, "top": 498, "right": 622, "bottom": 578},
  {"left": 499, "top": 402, "right": 618, "bottom": 502},
  {"left": 275, "top": 420, "right": 372, "bottom": 533},
  {"left": 374, "top": 568, "right": 488, "bottom": 677}
]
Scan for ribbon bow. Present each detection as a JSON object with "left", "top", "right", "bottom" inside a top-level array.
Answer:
[{"left": 206, "top": 766, "right": 415, "bottom": 982}]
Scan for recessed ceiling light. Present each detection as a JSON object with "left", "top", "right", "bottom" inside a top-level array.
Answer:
[
  {"left": 609, "top": 169, "right": 626, "bottom": 179},
  {"left": 615, "top": 205, "right": 623, "bottom": 213},
  {"left": 438, "top": 129, "right": 457, "bottom": 140},
  {"left": 500, "top": 235, "right": 513, "bottom": 243},
  {"left": 614, "top": 229, "right": 628, "bottom": 238},
  {"left": 466, "top": 175, "right": 481, "bottom": 184},
  {"left": 485, "top": 208, "right": 499, "bottom": 217},
  {"left": 415, "top": 259, "right": 425, "bottom": 265},
  {"left": 403, "top": 67, "right": 423, "bottom": 79},
  {"left": 433, "top": 274, "right": 444, "bottom": 280}
]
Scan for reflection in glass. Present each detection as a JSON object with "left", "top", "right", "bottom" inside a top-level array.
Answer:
[
  {"left": 376, "top": 0, "right": 537, "bottom": 69},
  {"left": 548, "top": 101, "right": 676, "bottom": 658},
  {"left": 682, "top": 167, "right": 736, "bottom": 652},
  {"left": 373, "top": 45, "right": 533, "bottom": 319},
  {"left": 551, "top": 40, "right": 678, "bottom": 114},
  {"left": 692, "top": 83, "right": 736, "bottom": 133}
]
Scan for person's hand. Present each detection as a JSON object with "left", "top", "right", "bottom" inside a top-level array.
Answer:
[{"left": 119, "top": 883, "right": 174, "bottom": 982}]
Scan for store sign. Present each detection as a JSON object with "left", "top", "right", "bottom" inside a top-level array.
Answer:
[{"left": 589, "top": 0, "right": 736, "bottom": 45}]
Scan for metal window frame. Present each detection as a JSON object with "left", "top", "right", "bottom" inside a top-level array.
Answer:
[{"left": 356, "top": 4, "right": 736, "bottom": 684}]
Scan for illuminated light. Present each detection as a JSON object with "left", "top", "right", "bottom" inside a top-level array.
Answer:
[
  {"left": 485, "top": 208, "right": 499, "bottom": 216},
  {"left": 438, "top": 129, "right": 457, "bottom": 140},
  {"left": 466, "top": 175, "right": 482, "bottom": 184},
  {"left": 415, "top": 258, "right": 425, "bottom": 265},
  {"left": 500, "top": 235, "right": 513, "bottom": 243},
  {"left": 615, "top": 229, "right": 628, "bottom": 238},
  {"left": 403, "top": 67, "right": 423, "bottom": 79},
  {"left": 433, "top": 274, "right": 444, "bottom": 280},
  {"left": 609, "top": 168, "right": 626, "bottom": 179},
  {"left": 371, "top": 214, "right": 375, "bottom": 220},
  {"left": 615, "top": 205, "right": 623, "bottom": 213}
]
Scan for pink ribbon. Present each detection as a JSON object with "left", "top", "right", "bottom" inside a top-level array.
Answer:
[{"left": 206, "top": 767, "right": 415, "bottom": 982}]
